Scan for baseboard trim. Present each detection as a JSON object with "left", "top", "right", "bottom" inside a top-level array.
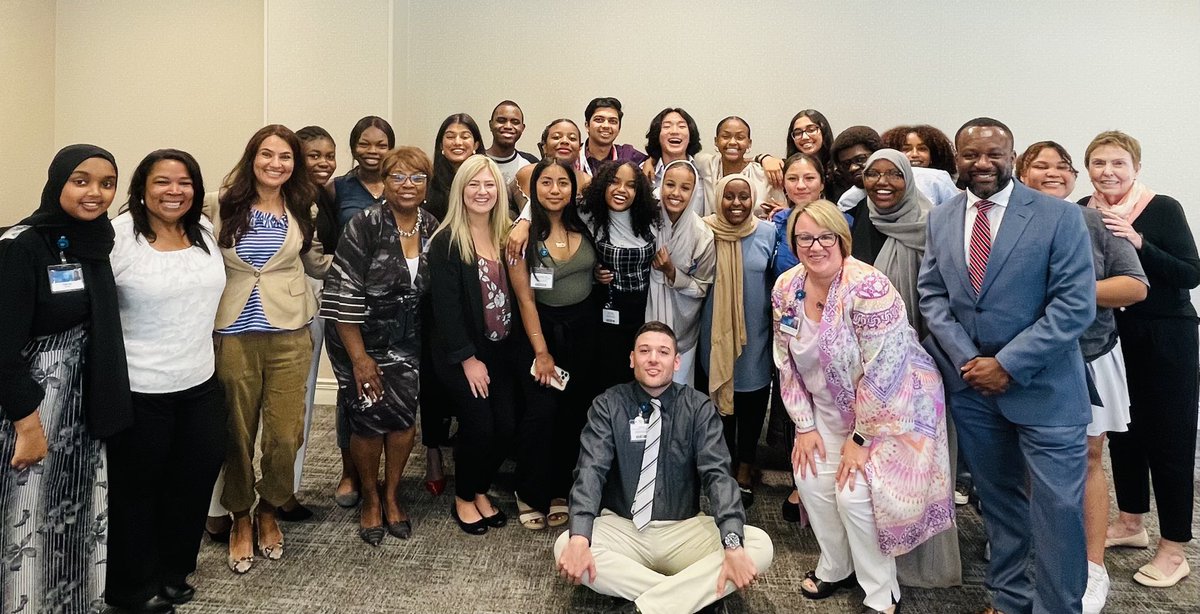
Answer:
[{"left": 315, "top": 377, "right": 338, "bottom": 406}]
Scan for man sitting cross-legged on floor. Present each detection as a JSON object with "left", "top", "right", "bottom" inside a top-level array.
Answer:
[{"left": 554, "top": 321, "right": 774, "bottom": 614}]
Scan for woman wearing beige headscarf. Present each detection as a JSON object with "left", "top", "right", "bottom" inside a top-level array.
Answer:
[{"left": 698, "top": 174, "right": 777, "bottom": 506}]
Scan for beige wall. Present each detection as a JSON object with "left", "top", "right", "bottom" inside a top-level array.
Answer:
[
  {"left": 0, "top": 0, "right": 56, "bottom": 226},
  {"left": 53, "top": 0, "right": 264, "bottom": 204}
]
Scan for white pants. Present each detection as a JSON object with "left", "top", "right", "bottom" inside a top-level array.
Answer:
[
  {"left": 553, "top": 512, "right": 773, "bottom": 614},
  {"left": 673, "top": 346, "right": 696, "bottom": 387},
  {"left": 794, "top": 447, "right": 899, "bottom": 610},
  {"left": 293, "top": 299, "right": 325, "bottom": 492}
]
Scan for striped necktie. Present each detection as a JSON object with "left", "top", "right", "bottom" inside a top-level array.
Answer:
[
  {"left": 968, "top": 200, "right": 995, "bottom": 293},
  {"left": 631, "top": 398, "right": 662, "bottom": 530}
]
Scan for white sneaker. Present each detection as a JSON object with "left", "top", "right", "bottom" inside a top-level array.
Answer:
[
  {"left": 954, "top": 487, "right": 970, "bottom": 506},
  {"left": 1082, "top": 561, "right": 1110, "bottom": 614}
]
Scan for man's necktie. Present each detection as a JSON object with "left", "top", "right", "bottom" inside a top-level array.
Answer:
[
  {"left": 968, "top": 200, "right": 995, "bottom": 293},
  {"left": 631, "top": 398, "right": 662, "bottom": 530}
]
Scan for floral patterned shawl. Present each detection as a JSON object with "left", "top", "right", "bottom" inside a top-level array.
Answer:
[{"left": 771, "top": 256, "right": 954, "bottom": 555}]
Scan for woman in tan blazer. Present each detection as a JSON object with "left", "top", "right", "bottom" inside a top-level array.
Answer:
[{"left": 207, "top": 125, "right": 330, "bottom": 574}]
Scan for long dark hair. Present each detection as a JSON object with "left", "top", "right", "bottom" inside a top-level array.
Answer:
[
  {"left": 122, "top": 149, "right": 210, "bottom": 254},
  {"left": 781, "top": 152, "right": 826, "bottom": 206},
  {"left": 218, "top": 124, "right": 316, "bottom": 253},
  {"left": 430, "top": 113, "right": 486, "bottom": 202},
  {"left": 785, "top": 109, "right": 834, "bottom": 166},
  {"left": 526, "top": 158, "right": 591, "bottom": 266},
  {"left": 581, "top": 160, "right": 659, "bottom": 243}
]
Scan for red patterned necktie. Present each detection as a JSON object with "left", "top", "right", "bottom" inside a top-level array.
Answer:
[{"left": 968, "top": 200, "right": 994, "bottom": 293}]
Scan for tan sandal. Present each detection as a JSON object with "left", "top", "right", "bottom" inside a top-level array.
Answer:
[
  {"left": 516, "top": 498, "right": 546, "bottom": 531},
  {"left": 547, "top": 498, "right": 569, "bottom": 528}
]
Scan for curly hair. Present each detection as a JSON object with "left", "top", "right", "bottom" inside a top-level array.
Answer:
[
  {"left": 581, "top": 160, "right": 660, "bottom": 243},
  {"left": 881, "top": 124, "right": 956, "bottom": 176},
  {"left": 122, "top": 149, "right": 210, "bottom": 254},
  {"left": 1017, "top": 141, "right": 1079, "bottom": 179},
  {"left": 645, "top": 108, "right": 701, "bottom": 161},
  {"left": 218, "top": 124, "right": 316, "bottom": 253}
]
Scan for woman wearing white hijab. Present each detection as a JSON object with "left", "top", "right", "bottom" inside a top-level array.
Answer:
[{"left": 645, "top": 160, "right": 715, "bottom": 385}]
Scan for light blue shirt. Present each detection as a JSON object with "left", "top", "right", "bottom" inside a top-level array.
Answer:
[{"left": 699, "top": 220, "right": 776, "bottom": 391}]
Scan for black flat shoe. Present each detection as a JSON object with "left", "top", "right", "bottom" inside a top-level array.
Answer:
[
  {"left": 479, "top": 496, "right": 507, "bottom": 528},
  {"left": 781, "top": 498, "right": 803, "bottom": 523},
  {"left": 278, "top": 502, "right": 314, "bottom": 522},
  {"left": 860, "top": 597, "right": 901, "bottom": 613},
  {"left": 110, "top": 594, "right": 175, "bottom": 614},
  {"left": 159, "top": 582, "right": 195, "bottom": 605},
  {"left": 358, "top": 525, "right": 386, "bottom": 546},
  {"left": 387, "top": 519, "right": 412, "bottom": 539},
  {"left": 451, "top": 504, "right": 488, "bottom": 535},
  {"left": 800, "top": 570, "right": 857, "bottom": 600},
  {"left": 739, "top": 486, "right": 755, "bottom": 509}
]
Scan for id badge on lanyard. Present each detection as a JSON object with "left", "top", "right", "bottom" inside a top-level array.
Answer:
[{"left": 47, "top": 235, "right": 85, "bottom": 293}]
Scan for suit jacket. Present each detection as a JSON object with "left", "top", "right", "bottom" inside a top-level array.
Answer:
[
  {"left": 203, "top": 193, "right": 331, "bottom": 330},
  {"left": 567, "top": 381, "right": 745, "bottom": 544},
  {"left": 426, "top": 230, "right": 524, "bottom": 366},
  {"left": 917, "top": 181, "right": 1095, "bottom": 426}
]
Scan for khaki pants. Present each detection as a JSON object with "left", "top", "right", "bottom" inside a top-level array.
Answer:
[
  {"left": 215, "top": 328, "right": 311, "bottom": 513},
  {"left": 553, "top": 511, "right": 774, "bottom": 614}
]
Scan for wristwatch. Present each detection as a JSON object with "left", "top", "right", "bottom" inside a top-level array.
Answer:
[
  {"left": 851, "top": 430, "right": 872, "bottom": 447},
  {"left": 722, "top": 532, "right": 743, "bottom": 550}
]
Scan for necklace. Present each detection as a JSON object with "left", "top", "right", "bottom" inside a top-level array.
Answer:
[
  {"left": 395, "top": 209, "right": 422, "bottom": 238},
  {"left": 553, "top": 229, "right": 569, "bottom": 249}
]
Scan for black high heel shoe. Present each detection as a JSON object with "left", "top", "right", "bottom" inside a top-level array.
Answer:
[
  {"left": 451, "top": 503, "right": 488, "bottom": 535},
  {"left": 800, "top": 570, "right": 857, "bottom": 600}
]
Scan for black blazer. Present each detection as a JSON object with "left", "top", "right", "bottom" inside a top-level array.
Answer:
[{"left": 427, "top": 231, "right": 524, "bottom": 366}]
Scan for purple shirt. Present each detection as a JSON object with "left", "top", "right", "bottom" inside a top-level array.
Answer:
[{"left": 585, "top": 141, "right": 648, "bottom": 174}]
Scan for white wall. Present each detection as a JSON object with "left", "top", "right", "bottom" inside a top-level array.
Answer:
[{"left": 0, "top": 0, "right": 56, "bottom": 225}]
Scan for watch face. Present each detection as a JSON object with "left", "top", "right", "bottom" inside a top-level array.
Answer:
[{"left": 723, "top": 533, "right": 742, "bottom": 549}]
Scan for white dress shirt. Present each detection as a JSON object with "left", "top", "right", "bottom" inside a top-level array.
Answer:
[{"left": 962, "top": 179, "right": 1014, "bottom": 261}]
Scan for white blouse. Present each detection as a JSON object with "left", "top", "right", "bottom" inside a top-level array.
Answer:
[{"left": 111, "top": 213, "right": 226, "bottom": 393}]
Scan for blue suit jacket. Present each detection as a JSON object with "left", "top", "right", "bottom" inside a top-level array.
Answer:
[{"left": 918, "top": 181, "right": 1096, "bottom": 426}]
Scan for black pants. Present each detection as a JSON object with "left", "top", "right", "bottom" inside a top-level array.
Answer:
[
  {"left": 695, "top": 363, "right": 770, "bottom": 466},
  {"left": 1111, "top": 315, "right": 1198, "bottom": 542},
  {"left": 596, "top": 289, "right": 646, "bottom": 393},
  {"left": 106, "top": 376, "right": 226, "bottom": 606},
  {"left": 420, "top": 333, "right": 454, "bottom": 449},
  {"left": 438, "top": 338, "right": 518, "bottom": 501},
  {"left": 515, "top": 300, "right": 599, "bottom": 512}
]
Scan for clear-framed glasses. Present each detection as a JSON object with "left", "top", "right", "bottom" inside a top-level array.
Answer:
[
  {"left": 863, "top": 169, "right": 905, "bottom": 182},
  {"left": 386, "top": 173, "right": 428, "bottom": 186},
  {"left": 793, "top": 232, "right": 839, "bottom": 249},
  {"left": 791, "top": 124, "right": 822, "bottom": 140}
]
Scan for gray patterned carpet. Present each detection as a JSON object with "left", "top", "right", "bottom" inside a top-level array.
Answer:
[{"left": 181, "top": 404, "right": 1198, "bottom": 613}]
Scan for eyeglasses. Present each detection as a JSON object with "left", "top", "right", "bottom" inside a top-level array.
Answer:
[
  {"left": 791, "top": 125, "right": 822, "bottom": 139},
  {"left": 386, "top": 173, "right": 428, "bottom": 186},
  {"left": 863, "top": 169, "right": 905, "bottom": 182},
  {"left": 839, "top": 154, "right": 871, "bottom": 170},
  {"left": 793, "top": 233, "right": 839, "bottom": 248}
]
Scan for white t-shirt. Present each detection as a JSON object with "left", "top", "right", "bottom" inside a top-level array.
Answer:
[{"left": 110, "top": 212, "right": 226, "bottom": 393}]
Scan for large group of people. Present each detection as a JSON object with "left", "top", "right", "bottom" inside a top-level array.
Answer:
[{"left": 0, "top": 96, "right": 1196, "bottom": 614}]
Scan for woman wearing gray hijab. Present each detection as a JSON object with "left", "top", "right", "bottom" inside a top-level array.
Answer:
[
  {"left": 848, "top": 148, "right": 934, "bottom": 337},
  {"left": 849, "top": 148, "right": 962, "bottom": 588}
]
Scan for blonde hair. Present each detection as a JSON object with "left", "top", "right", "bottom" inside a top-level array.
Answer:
[
  {"left": 1085, "top": 130, "right": 1142, "bottom": 167},
  {"left": 786, "top": 199, "right": 852, "bottom": 258},
  {"left": 433, "top": 155, "right": 511, "bottom": 263}
]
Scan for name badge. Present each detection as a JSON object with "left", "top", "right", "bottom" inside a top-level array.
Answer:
[
  {"left": 629, "top": 416, "right": 649, "bottom": 442},
  {"left": 779, "top": 314, "right": 799, "bottom": 337},
  {"left": 602, "top": 308, "right": 620, "bottom": 325},
  {"left": 530, "top": 266, "right": 554, "bottom": 289},
  {"left": 48, "top": 263, "right": 85, "bottom": 293}
]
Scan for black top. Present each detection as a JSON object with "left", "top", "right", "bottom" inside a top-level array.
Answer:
[
  {"left": 568, "top": 381, "right": 745, "bottom": 544},
  {"left": 1081, "top": 194, "right": 1200, "bottom": 321},
  {"left": 0, "top": 228, "right": 91, "bottom": 421},
  {"left": 426, "top": 230, "right": 524, "bottom": 366},
  {"left": 314, "top": 187, "right": 340, "bottom": 255},
  {"left": 848, "top": 198, "right": 888, "bottom": 265}
]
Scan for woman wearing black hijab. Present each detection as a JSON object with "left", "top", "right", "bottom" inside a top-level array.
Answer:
[{"left": 0, "top": 145, "right": 135, "bottom": 612}]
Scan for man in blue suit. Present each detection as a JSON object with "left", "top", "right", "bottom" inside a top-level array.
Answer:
[{"left": 918, "top": 117, "right": 1095, "bottom": 614}]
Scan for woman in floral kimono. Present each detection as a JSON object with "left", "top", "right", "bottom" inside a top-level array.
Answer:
[{"left": 772, "top": 199, "right": 953, "bottom": 614}]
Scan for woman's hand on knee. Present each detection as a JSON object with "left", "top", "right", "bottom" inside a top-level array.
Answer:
[{"left": 791, "top": 430, "right": 825, "bottom": 480}]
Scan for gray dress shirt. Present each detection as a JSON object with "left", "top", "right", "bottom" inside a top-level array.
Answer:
[{"left": 568, "top": 381, "right": 746, "bottom": 544}]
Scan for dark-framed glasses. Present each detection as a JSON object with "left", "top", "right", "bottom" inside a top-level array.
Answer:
[
  {"left": 793, "top": 233, "right": 839, "bottom": 249},
  {"left": 863, "top": 169, "right": 905, "bottom": 181}
]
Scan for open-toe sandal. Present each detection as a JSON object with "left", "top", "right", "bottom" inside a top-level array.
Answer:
[{"left": 800, "top": 570, "right": 857, "bottom": 600}]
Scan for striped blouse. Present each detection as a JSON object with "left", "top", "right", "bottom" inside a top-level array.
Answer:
[{"left": 217, "top": 209, "right": 289, "bottom": 334}]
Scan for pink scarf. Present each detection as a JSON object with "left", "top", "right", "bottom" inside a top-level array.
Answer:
[{"left": 1088, "top": 180, "right": 1155, "bottom": 224}]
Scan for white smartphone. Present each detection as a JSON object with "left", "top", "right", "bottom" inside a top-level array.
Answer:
[{"left": 530, "top": 360, "right": 570, "bottom": 391}]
